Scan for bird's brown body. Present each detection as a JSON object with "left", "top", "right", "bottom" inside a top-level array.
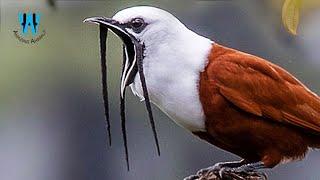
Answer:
[
  {"left": 86, "top": 6, "right": 320, "bottom": 177},
  {"left": 196, "top": 43, "right": 320, "bottom": 168}
]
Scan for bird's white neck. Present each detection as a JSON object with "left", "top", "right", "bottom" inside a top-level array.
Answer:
[{"left": 130, "top": 27, "right": 213, "bottom": 132}]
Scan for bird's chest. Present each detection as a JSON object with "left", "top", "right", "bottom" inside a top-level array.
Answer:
[{"left": 130, "top": 62, "right": 206, "bottom": 132}]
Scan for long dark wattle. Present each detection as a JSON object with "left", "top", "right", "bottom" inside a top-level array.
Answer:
[
  {"left": 120, "top": 93, "right": 129, "bottom": 170},
  {"left": 99, "top": 25, "right": 111, "bottom": 147},
  {"left": 120, "top": 45, "right": 130, "bottom": 171},
  {"left": 136, "top": 43, "right": 161, "bottom": 156}
]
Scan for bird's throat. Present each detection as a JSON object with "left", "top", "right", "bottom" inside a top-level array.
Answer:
[{"left": 129, "top": 34, "right": 213, "bottom": 132}]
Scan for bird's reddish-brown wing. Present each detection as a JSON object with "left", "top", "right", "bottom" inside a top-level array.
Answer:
[{"left": 205, "top": 44, "right": 320, "bottom": 133}]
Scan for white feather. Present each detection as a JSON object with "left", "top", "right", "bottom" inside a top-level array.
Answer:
[{"left": 113, "top": 6, "right": 213, "bottom": 132}]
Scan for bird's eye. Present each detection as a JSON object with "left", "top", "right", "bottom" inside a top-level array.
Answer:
[{"left": 130, "top": 18, "right": 146, "bottom": 33}]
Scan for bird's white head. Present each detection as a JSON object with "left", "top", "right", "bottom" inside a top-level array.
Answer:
[
  {"left": 84, "top": 6, "right": 212, "bottom": 131},
  {"left": 84, "top": 6, "right": 212, "bottom": 97},
  {"left": 111, "top": 6, "right": 187, "bottom": 45}
]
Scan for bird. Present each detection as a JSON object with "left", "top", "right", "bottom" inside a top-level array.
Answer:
[{"left": 84, "top": 6, "right": 320, "bottom": 179}]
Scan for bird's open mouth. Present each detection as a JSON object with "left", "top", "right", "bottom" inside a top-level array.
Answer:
[
  {"left": 84, "top": 17, "right": 139, "bottom": 96},
  {"left": 84, "top": 16, "right": 160, "bottom": 170}
]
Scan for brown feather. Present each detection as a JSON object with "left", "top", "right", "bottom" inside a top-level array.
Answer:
[
  {"left": 197, "top": 43, "right": 320, "bottom": 167},
  {"left": 209, "top": 44, "right": 320, "bottom": 133}
]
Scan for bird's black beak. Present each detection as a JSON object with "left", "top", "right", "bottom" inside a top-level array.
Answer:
[
  {"left": 84, "top": 16, "right": 139, "bottom": 97},
  {"left": 84, "top": 16, "right": 160, "bottom": 171}
]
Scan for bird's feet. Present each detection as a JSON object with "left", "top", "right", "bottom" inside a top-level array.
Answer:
[
  {"left": 218, "top": 166, "right": 267, "bottom": 180},
  {"left": 184, "top": 161, "right": 267, "bottom": 180},
  {"left": 184, "top": 160, "right": 246, "bottom": 180}
]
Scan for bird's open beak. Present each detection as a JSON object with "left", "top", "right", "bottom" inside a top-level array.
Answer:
[
  {"left": 84, "top": 16, "right": 160, "bottom": 170},
  {"left": 84, "top": 16, "right": 139, "bottom": 97}
]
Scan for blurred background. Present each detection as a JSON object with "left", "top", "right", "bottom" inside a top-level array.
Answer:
[{"left": 0, "top": 0, "right": 320, "bottom": 180}]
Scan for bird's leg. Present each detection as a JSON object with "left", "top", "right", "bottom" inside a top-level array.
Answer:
[
  {"left": 184, "top": 160, "right": 247, "bottom": 180},
  {"left": 184, "top": 161, "right": 268, "bottom": 180},
  {"left": 197, "top": 159, "right": 248, "bottom": 176},
  {"left": 219, "top": 161, "right": 267, "bottom": 179}
]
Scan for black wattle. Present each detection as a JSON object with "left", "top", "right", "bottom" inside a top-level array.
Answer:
[{"left": 99, "top": 25, "right": 112, "bottom": 147}]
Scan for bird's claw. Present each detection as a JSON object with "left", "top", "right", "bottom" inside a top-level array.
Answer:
[
  {"left": 196, "top": 163, "right": 223, "bottom": 176},
  {"left": 184, "top": 164, "right": 222, "bottom": 180},
  {"left": 184, "top": 164, "right": 268, "bottom": 180},
  {"left": 218, "top": 167, "right": 267, "bottom": 180}
]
